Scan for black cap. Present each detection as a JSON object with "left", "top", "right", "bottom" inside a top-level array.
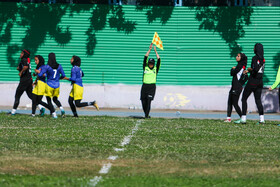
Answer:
[{"left": 148, "top": 58, "right": 155, "bottom": 64}]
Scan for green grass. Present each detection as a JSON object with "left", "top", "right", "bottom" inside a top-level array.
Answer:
[{"left": 0, "top": 113, "right": 280, "bottom": 186}]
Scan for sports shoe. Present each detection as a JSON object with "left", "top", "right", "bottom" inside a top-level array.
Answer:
[
  {"left": 40, "top": 108, "right": 45, "bottom": 117},
  {"left": 256, "top": 121, "right": 265, "bottom": 125},
  {"left": 61, "top": 110, "right": 65, "bottom": 118},
  {"left": 234, "top": 119, "right": 246, "bottom": 124},
  {"left": 93, "top": 101, "right": 99, "bottom": 111},
  {"left": 224, "top": 119, "right": 231, "bottom": 123},
  {"left": 7, "top": 112, "right": 15, "bottom": 116}
]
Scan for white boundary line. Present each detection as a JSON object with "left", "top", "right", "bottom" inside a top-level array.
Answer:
[{"left": 89, "top": 120, "right": 142, "bottom": 186}]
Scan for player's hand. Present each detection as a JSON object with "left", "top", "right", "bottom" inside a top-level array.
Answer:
[
  {"left": 247, "top": 68, "right": 252, "bottom": 72},
  {"left": 149, "top": 43, "right": 153, "bottom": 49},
  {"left": 18, "top": 72, "right": 22, "bottom": 77},
  {"left": 243, "top": 70, "right": 248, "bottom": 74},
  {"left": 232, "top": 66, "right": 236, "bottom": 69},
  {"left": 35, "top": 69, "right": 40, "bottom": 74},
  {"left": 269, "top": 87, "right": 272, "bottom": 91}
]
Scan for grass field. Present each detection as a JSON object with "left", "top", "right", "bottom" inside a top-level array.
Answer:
[{"left": 0, "top": 113, "right": 280, "bottom": 186}]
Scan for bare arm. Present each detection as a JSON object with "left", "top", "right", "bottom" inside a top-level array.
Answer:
[
  {"left": 145, "top": 43, "right": 153, "bottom": 57},
  {"left": 154, "top": 46, "right": 160, "bottom": 59}
]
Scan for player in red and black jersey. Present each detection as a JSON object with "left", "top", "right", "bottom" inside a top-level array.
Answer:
[
  {"left": 224, "top": 53, "right": 248, "bottom": 122},
  {"left": 235, "top": 43, "right": 265, "bottom": 124},
  {"left": 10, "top": 49, "right": 33, "bottom": 115}
]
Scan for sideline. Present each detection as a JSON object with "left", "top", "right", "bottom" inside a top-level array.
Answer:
[
  {"left": 88, "top": 120, "right": 143, "bottom": 186},
  {"left": 1, "top": 108, "right": 280, "bottom": 121}
]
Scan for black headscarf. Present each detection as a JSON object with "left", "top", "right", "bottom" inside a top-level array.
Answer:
[
  {"left": 48, "top": 53, "right": 59, "bottom": 69},
  {"left": 22, "top": 49, "right": 30, "bottom": 59},
  {"left": 72, "top": 55, "right": 81, "bottom": 67},
  {"left": 254, "top": 43, "right": 264, "bottom": 62},
  {"left": 239, "top": 53, "right": 247, "bottom": 67},
  {"left": 35, "top": 55, "right": 45, "bottom": 69}
]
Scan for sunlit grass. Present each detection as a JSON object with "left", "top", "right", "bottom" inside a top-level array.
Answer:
[{"left": 0, "top": 113, "right": 280, "bottom": 186}]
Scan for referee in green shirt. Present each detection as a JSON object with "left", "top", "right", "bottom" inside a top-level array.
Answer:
[{"left": 141, "top": 43, "right": 161, "bottom": 118}]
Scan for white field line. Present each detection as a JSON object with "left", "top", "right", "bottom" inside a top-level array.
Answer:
[
  {"left": 99, "top": 163, "right": 112, "bottom": 174},
  {"left": 89, "top": 120, "right": 142, "bottom": 187}
]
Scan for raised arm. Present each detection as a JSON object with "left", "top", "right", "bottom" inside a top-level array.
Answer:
[
  {"left": 154, "top": 46, "right": 161, "bottom": 73},
  {"left": 145, "top": 43, "right": 153, "bottom": 57},
  {"left": 154, "top": 46, "right": 160, "bottom": 59},
  {"left": 143, "top": 43, "right": 153, "bottom": 70}
]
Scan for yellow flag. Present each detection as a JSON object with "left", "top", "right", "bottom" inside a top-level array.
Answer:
[{"left": 152, "top": 32, "right": 164, "bottom": 50}]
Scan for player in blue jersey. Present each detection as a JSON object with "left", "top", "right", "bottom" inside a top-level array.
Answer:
[
  {"left": 64, "top": 55, "right": 99, "bottom": 117},
  {"left": 36, "top": 53, "right": 66, "bottom": 118},
  {"left": 31, "top": 55, "right": 50, "bottom": 117}
]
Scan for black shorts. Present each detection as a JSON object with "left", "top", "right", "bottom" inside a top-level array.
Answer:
[
  {"left": 140, "top": 84, "right": 156, "bottom": 100},
  {"left": 17, "top": 79, "right": 33, "bottom": 91}
]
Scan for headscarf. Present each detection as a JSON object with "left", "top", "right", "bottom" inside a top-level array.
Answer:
[
  {"left": 35, "top": 55, "right": 45, "bottom": 69},
  {"left": 22, "top": 49, "right": 30, "bottom": 59},
  {"left": 48, "top": 52, "right": 59, "bottom": 69},
  {"left": 254, "top": 43, "right": 264, "bottom": 63},
  {"left": 239, "top": 53, "right": 247, "bottom": 67},
  {"left": 72, "top": 55, "right": 81, "bottom": 67}
]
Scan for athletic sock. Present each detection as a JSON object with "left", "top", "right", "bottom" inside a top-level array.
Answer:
[
  {"left": 11, "top": 109, "right": 16, "bottom": 115},
  {"left": 52, "top": 112, "right": 57, "bottom": 118},
  {"left": 241, "top": 115, "right": 246, "bottom": 122},
  {"left": 59, "top": 106, "right": 64, "bottom": 111},
  {"left": 38, "top": 105, "right": 43, "bottom": 110},
  {"left": 260, "top": 115, "right": 264, "bottom": 122}
]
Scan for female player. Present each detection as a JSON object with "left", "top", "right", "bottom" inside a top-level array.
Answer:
[
  {"left": 224, "top": 53, "right": 248, "bottom": 122},
  {"left": 235, "top": 43, "right": 265, "bottom": 124},
  {"left": 64, "top": 55, "right": 99, "bottom": 117},
  {"left": 36, "top": 53, "right": 66, "bottom": 119},
  {"left": 31, "top": 55, "right": 50, "bottom": 117},
  {"left": 10, "top": 49, "right": 33, "bottom": 115},
  {"left": 141, "top": 43, "right": 160, "bottom": 118}
]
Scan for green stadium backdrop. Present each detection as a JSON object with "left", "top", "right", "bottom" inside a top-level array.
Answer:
[{"left": 0, "top": 2, "right": 279, "bottom": 86}]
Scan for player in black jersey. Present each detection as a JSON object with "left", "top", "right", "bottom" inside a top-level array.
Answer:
[
  {"left": 10, "top": 49, "right": 33, "bottom": 115},
  {"left": 224, "top": 53, "right": 248, "bottom": 122},
  {"left": 235, "top": 43, "right": 265, "bottom": 124}
]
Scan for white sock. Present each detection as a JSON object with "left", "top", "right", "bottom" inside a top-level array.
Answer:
[
  {"left": 260, "top": 115, "right": 264, "bottom": 122},
  {"left": 11, "top": 109, "right": 16, "bottom": 114},
  {"left": 241, "top": 115, "right": 246, "bottom": 121},
  {"left": 60, "top": 106, "right": 64, "bottom": 111},
  {"left": 227, "top": 117, "right": 231, "bottom": 120},
  {"left": 38, "top": 105, "right": 43, "bottom": 110},
  {"left": 52, "top": 112, "right": 57, "bottom": 117}
]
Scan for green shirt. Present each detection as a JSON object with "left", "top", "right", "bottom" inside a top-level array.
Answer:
[
  {"left": 271, "top": 65, "right": 280, "bottom": 89},
  {"left": 143, "top": 66, "right": 157, "bottom": 84}
]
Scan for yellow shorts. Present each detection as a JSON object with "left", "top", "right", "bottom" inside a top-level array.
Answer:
[
  {"left": 46, "top": 85, "right": 60, "bottom": 98},
  {"left": 69, "top": 84, "right": 84, "bottom": 100},
  {"left": 32, "top": 80, "right": 47, "bottom": 96}
]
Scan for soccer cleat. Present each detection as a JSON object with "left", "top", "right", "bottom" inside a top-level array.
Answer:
[
  {"left": 224, "top": 119, "right": 231, "bottom": 123},
  {"left": 61, "top": 110, "right": 65, "bottom": 118},
  {"left": 277, "top": 124, "right": 280, "bottom": 127},
  {"left": 40, "top": 108, "right": 45, "bottom": 117},
  {"left": 234, "top": 119, "right": 246, "bottom": 124},
  {"left": 145, "top": 115, "right": 151, "bottom": 119},
  {"left": 93, "top": 101, "right": 99, "bottom": 111},
  {"left": 256, "top": 121, "right": 265, "bottom": 125},
  {"left": 53, "top": 116, "right": 58, "bottom": 119}
]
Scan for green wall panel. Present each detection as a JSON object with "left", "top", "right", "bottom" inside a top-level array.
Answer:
[{"left": 0, "top": 3, "right": 279, "bottom": 86}]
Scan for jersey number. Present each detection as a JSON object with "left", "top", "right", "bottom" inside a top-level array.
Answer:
[{"left": 53, "top": 69, "right": 57, "bottom": 78}]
